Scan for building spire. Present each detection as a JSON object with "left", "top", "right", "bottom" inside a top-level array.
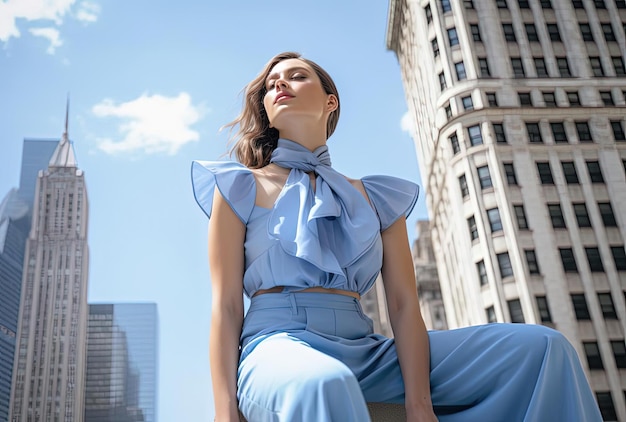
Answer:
[
  {"left": 49, "top": 95, "right": 77, "bottom": 168},
  {"left": 63, "top": 94, "right": 69, "bottom": 143}
]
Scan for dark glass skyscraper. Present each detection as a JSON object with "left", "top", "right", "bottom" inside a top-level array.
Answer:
[
  {"left": 0, "top": 140, "right": 57, "bottom": 421},
  {"left": 85, "top": 303, "right": 158, "bottom": 422}
]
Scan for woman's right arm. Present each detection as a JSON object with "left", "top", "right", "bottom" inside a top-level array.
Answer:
[{"left": 208, "top": 188, "right": 245, "bottom": 421}]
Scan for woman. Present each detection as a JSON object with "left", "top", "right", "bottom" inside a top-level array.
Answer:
[{"left": 192, "top": 52, "right": 602, "bottom": 421}]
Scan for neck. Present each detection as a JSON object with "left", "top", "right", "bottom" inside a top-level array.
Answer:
[{"left": 277, "top": 121, "right": 327, "bottom": 152}]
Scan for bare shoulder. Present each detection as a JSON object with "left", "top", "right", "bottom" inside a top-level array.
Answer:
[{"left": 343, "top": 175, "right": 370, "bottom": 204}]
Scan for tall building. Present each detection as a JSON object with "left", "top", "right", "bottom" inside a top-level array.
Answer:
[
  {"left": 9, "top": 122, "right": 90, "bottom": 421},
  {"left": 387, "top": 1, "right": 625, "bottom": 419},
  {"left": 412, "top": 220, "right": 447, "bottom": 331},
  {"left": 0, "top": 140, "right": 58, "bottom": 421},
  {"left": 85, "top": 304, "right": 159, "bottom": 422}
]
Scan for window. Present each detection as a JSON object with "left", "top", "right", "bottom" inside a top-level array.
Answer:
[
  {"left": 487, "top": 208, "right": 503, "bottom": 232},
  {"left": 445, "top": 104, "right": 452, "bottom": 119},
  {"left": 448, "top": 27, "right": 459, "bottom": 46},
  {"left": 459, "top": 174, "right": 469, "bottom": 198},
  {"left": 468, "top": 125, "right": 483, "bottom": 146},
  {"left": 598, "top": 293, "right": 617, "bottom": 319},
  {"left": 527, "top": 123, "right": 543, "bottom": 143},
  {"left": 579, "top": 23, "right": 594, "bottom": 41},
  {"left": 525, "top": 24, "right": 539, "bottom": 41},
  {"left": 511, "top": 57, "right": 525, "bottom": 77},
  {"left": 543, "top": 91, "right": 556, "bottom": 106},
  {"left": 602, "top": 23, "right": 616, "bottom": 42},
  {"left": 560, "top": 248, "right": 578, "bottom": 272},
  {"left": 455, "top": 62, "right": 467, "bottom": 80},
  {"left": 584, "top": 342, "right": 604, "bottom": 369},
  {"left": 536, "top": 296, "right": 552, "bottom": 322},
  {"left": 576, "top": 121, "right": 592, "bottom": 142},
  {"left": 611, "top": 121, "right": 625, "bottom": 141},
  {"left": 548, "top": 204, "right": 566, "bottom": 228},
  {"left": 525, "top": 249, "right": 540, "bottom": 274},
  {"left": 514, "top": 205, "right": 528, "bottom": 229},
  {"left": 486, "top": 306, "right": 496, "bottom": 323},
  {"left": 572, "top": 0, "right": 584, "bottom": 8},
  {"left": 462, "top": 96, "right": 474, "bottom": 110},
  {"left": 585, "top": 247, "right": 604, "bottom": 272},
  {"left": 586, "top": 161, "right": 604, "bottom": 183},
  {"left": 557, "top": 57, "right": 571, "bottom": 77},
  {"left": 504, "top": 163, "right": 517, "bottom": 185},
  {"left": 486, "top": 92, "right": 498, "bottom": 106},
  {"left": 537, "top": 162, "right": 554, "bottom": 184},
  {"left": 616, "top": 0, "right": 626, "bottom": 8},
  {"left": 464, "top": 0, "right": 475, "bottom": 8},
  {"left": 493, "top": 123, "right": 506, "bottom": 143},
  {"left": 551, "top": 122, "right": 568, "bottom": 143},
  {"left": 562, "top": 161, "right": 579, "bottom": 183},
  {"left": 431, "top": 38, "right": 440, "bottom": 58},
  {"left": 573, "top": 203, "right": 591, "bottom": 227},
  {"left": 600, "top": 90, "right": 614, "bottom": 105},
  {"left": 441, "top": 0, "right": 452, "bottom": 13},
  {"left": 439, "top": 72, "right": 447, "bottom": 91},
  {"left": 471, "top": 24, "right": 481, "bottom": 42},
  {"left": 518, "top": 0, "right": 530, "bottom": 7},
  {"left": 425, "top": 4, "right": 433, "bottom": 23},
  {"left": 611, "top": 341, "right": 626, "bottom": 368},
  {"left": 478, "top": 58, "right": 491, "bottom": 77},
  {"left": 533, "top": 58, "right": 548, "bottom": 77},
  {"left": 547, "top": 24, "right": 561, "bottom": 41},
  {"left": 590, "top": 57, "right": 604, "bottom": 77},
  {"left": 519, "top": 92, "right": 532, "bottom": 106},
  {"left": 508, "top": 299, "right": 525, "bottom": 323},
  {"left": 468, "top": 216, "right": 479, "bottom": 240},
  {"left": 477, "top": 260, "right": 488, "bottom": 286},
  {"left": 449, "top": 134, "right": 460, "bottom": 155},
  {"left": 477, "top": 166, "right": 493, "bottom": 189},
  {"left": 596, "top": 392, "right": 617, "bottom": 421},
  {"left": 612, "top": 246, "right": 626, "bottom": 271},
  {"left": 567, "top": 91, "right": 580, "bottom": 106},
  {"left": 572, "top": 294, "right": 591, "bottom": 319},
  {"left": 503, "top": 24, "right": 516, "bottom": 42},
  {"left": 496, "top": 0, "right": 508, "bottom": 8},
  {"left": 540, "top": 0, "right": 552, "bottom": 8},
  {"left": 598, "top": 202, "right": 617, "bottom": 227},
  {"left": 498, "top": 252, "right": 514, "bottom": 278}
]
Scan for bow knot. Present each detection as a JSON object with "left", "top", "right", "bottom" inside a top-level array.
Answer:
[{"left": 267, "top": 139, "right": 379, "bottom": 288}]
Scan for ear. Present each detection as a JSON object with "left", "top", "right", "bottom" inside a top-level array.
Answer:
[{"left": 326, "top": 94, "right": 338, "bottom": 113}]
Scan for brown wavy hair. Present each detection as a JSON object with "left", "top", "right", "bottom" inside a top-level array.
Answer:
[{"left": 225, "top": 52, "right": 341, "bottom": 168}]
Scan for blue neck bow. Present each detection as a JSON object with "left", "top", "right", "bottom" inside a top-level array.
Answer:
[{"left": 268, "top": 139, "right": 379, "bottom": 285}]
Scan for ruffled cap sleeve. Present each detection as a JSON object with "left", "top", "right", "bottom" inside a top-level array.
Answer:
[
  {"left": 362, "top": 175, "right": 419, "bottom": 231},
  {"left": 191, "top": 160, "right": 256, "bottom": 224}
]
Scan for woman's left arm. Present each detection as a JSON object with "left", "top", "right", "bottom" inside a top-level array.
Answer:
[{"left": 381, "top": 216, "right": 437, "bottom": 421}]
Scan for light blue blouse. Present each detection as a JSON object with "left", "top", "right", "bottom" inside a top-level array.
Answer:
[{"left": 191, "top": 139, "right": 419, "bottom": 298}]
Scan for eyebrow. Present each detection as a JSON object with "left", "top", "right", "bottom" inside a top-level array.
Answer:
[{"left": 265, "top": 66, "right": 311, "bottom": 82}]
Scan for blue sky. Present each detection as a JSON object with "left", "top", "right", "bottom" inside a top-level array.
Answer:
[{"left": 0, "top": 1, "right": 427, "bottom": 419}]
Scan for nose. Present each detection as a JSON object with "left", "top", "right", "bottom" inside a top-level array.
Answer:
[{"left": 275, "top": 78, "right": 288, "bottom": 90}]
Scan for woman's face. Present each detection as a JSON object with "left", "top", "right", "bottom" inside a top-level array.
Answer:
[{"left": 262, "top": 58, "right": 336, "bottom": 132}]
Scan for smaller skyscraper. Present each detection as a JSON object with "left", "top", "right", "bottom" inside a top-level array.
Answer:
[
  {"left": 85, "top": 303, "right": 158, "bottom": 422},
  {"left": 9, "top": 124, "right": 90, "bottom": 421}
]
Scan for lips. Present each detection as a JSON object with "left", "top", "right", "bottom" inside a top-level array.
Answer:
[{"left": 275, "top": 93, "right": 294, "bottom": 103}]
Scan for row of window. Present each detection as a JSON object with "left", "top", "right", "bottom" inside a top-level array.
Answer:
[
  {"left": 449, "top": 121, "right": 625, "bottom": 153},
  {"left": 431, "top": 0, "right": 626, "bottom": 19}
]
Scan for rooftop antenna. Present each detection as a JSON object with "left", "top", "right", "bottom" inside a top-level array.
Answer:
[{"left": 62, "top": 94, "right": 69, "bottom": 143}]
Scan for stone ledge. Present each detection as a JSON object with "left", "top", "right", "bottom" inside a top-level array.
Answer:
[{"left": 239, "top": 402, "right": 406, "bottom": 421}]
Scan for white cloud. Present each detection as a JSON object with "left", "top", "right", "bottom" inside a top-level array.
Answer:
[
  {"left": 75, "top": 1, "right": 100, "bottom": 23},
  {"left": 400, "top": 111, "right": 415, "bottom": 134},
  {"left": 92, "top": 93, "right": 207, "bottom": 156},
  {"left": 29, "top": 27, "right": 63, "bottom": 54},
  {"left": 0, "top": 0, "right": 100, "bottom": 50}
]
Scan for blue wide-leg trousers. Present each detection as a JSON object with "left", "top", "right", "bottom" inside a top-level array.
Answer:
[{"left": 237, "top": 292, "right": 602, "bottom": 422}]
